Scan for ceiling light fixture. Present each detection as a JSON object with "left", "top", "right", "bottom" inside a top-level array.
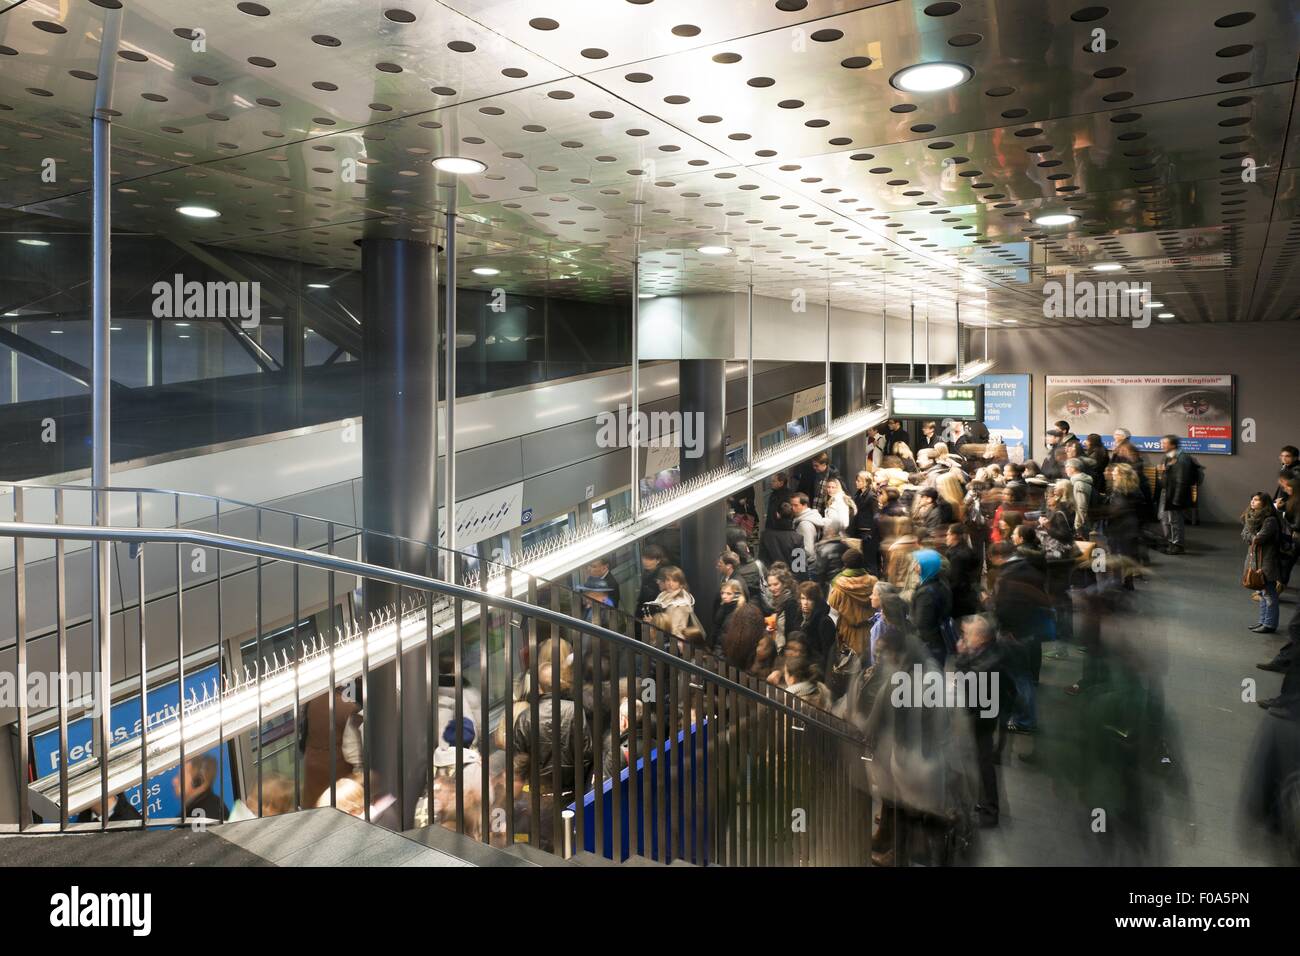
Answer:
[
  {"left": 697, "top": 245, "right": 733, "bottom": 256},
  {"left": 638, "top": 293, "right": 658, "bottom": 299},
  {"left": 177, "top": 205, "right": 221, "bottom": 219},
  {"left": 889, "top": 62, "right": 973, "bottom": 93},
  {"left": 1147, "top": 301, "right": 1164, "bottom": 308},
  {"left": 307, "top": 282, "right": 330, "bottom": 289},
  {"left": 49, "top": 329, "right": 64, "bottom": 335},
  {"left": 472, "top": 267, "right": 500, "bottom": 276},
  {"left": 18, "top": 238, "right": 51, "bottom": 246},
  {"left": 1033, "top": 214, "right": 1077, "bottom": 226},
  {"left": 1092, "top": 263, "right": 1122, "bottom": 272},
  {"left": 432, "top": 156, "right": 487, "bottom": 175},
  {"left": 1157, "top": 312, "right": 1174, "bottom": 319}
]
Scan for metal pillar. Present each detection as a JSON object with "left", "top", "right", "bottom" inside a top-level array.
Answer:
[
  {"left": 830, "top": 362, "right": 866, "bottom": 478},
  {"left": 678, "top": 359, "right": 726, "bottom": 597},
  {"left": 824, "top": 298, "right": 832, "bottom": 433},
  {"left": 360, "top": 235, "right": 438, "bottom": 828},
  {"left": 909, "top": 300, "right": 916, "bottom": 381},
  {"left": 631, "top": 262, "right": 640, "bottom": 517},
  {"left": 91, "top": 7, "right": 123, "bottom": 828},
  {"left": 746, "top": 282, "right": 754, "bottom": 460},
  {"left": 443, "top": 192, "right": 458, "bottom": 570},
  {"left": 955, "top": 300, "right": 963, "bottom": 380}
]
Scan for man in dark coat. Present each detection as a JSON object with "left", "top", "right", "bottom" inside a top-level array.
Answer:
[{"left": 1156, "top": 434, "right": 1198, "bottom": 554}]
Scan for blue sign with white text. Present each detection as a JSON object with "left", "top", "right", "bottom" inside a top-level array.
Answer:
[
  {"left": 30, "top": 664, "right": 235, "bottom": 823},
  {"left": 974, "top": 373, "right": 1032, "bottom": 462}
]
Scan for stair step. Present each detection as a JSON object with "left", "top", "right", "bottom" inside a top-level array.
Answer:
[{"left": 401, "top": 825, "right": 538, "bottom": 867}]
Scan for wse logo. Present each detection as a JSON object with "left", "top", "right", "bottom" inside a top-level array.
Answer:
[
  {"left": 49, "top": 886, "right": 151, "bottom": 936},
  {"left": 152, "top": 274, "right": 261, "bottom": 329}
]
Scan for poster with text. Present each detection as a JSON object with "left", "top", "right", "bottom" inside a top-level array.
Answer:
[
  {"left": 1044, "top": 374, "right": 1234, "bottom": 455},
  {"left": 974, "top": 373, "right": 1031, "bottom": 462}
]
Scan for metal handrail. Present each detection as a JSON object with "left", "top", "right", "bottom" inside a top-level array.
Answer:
[{"left": 0, "top": 520, "right": 863, "bottom": 743}]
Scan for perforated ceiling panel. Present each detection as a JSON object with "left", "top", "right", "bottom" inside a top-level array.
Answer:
[{"left": 0, "top": 0, "right": 1298, "bottom": 327}]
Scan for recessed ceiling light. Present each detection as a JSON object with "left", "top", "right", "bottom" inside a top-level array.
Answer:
[
  {"left": 3, "top": 311, "right": 18, "bottom": 317},
  {"left": 110, "top": 326, "right": 122, "bottom": 331},
  {"left": 833, "top": 280, "right": 854, "bottom": 287},
  {"left": 1002, "top": 319, "right": 1018, "bottom": 324},
  {"left": 638, "top": 292, "right": 658, "bottom": 299},
  {"left": 19, "top": 238, "right": 51, "bottom": 247},
  {"left": 307, "top": 282, "right": 329, "bottom": 289},
  {"left": 697, "top": 245, "right": 733, "bottom": 256},
  {"left": 1157, "top": 312, "right": 1174, "bottom": 318},
  {"left": 1147, "top": 301, "right": 1164, "bottom": 308},
  {"left": 1092, "top": 263, "right": 1122, "bottom": 272},
  {"left": 178, "top": 334, "right": 191, "bottom": 339},
  {"left": 890, "top": 62, "right": 974, "bottom": 93},
  {"left": 49, "top": 329, "right": 64, "bottom": 334},
  {"left": 472, "top": 267, "right": 500, "bottom": 276},
  {"left": 432, "top": 156, "right": 487, "bottom": 174},
  {"left": 1033, "top": 213, "right": 1077, "bottom": 226},
  {"left": 177, "top": 205, "right": 220, "bottom": 219},
  {"left": 174, "top": 322, "right": 191, "bottom": 328}
]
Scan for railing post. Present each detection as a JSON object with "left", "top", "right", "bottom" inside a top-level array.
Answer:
[{"left": 12, "top": 488, "right": 29, "bottom": 831}]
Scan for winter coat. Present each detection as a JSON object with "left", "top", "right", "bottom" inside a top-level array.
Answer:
[
  {"left": 1243, "top": 513, "right": 1282, "bottom": 584},
  {"left": 947, "top": 541, "right": 982, "bottom": 618},
  {"left": 760, "top": 527, "right": 802, "bottom": 568},
  {"left": 786, "top": 679, "right": 833, "bottom": 711},
  {"left": 1158, "top": 452, "right": 1198, "bottom": 510},
  {"left": 513, "top": 698, "right": 592, "bottom": 796},
  {"left": 798, "top": 601, "right": 838, "bottom": 667},
  {"left": 910, "top": 550, "right": 952, "bottom": 656},
  {"left": 1069, "top": 471, "right": 1094, "bottom": 532},
  {"left": 815, "top": 537, "right": 850, "bottom": 588},
  {"left": 824, "top": 493, "right": 854, "bottom": 531},
  {"left": 645, "top": 589, "right": 701, "bottom": 644},
  {"left": 827, "top": 569, "right": 878, "bottom": 657}
]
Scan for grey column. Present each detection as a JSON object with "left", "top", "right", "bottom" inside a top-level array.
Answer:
[
  {"left": 360, "top": 236, "right": 438, "bottom": 829},
  {"left": 677, "top": 359, "right": 726, "bottom": 603},
  {"left": 830, "top": 362, "right": 866, "bottom": 479}
]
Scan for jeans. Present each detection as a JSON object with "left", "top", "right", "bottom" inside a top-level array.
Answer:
[
  {"left": 1258, "top": 581, "right": 1279, "bottom": 629},
  {"left": 1159, "top": 504, "right": 1185, "bottom": 547}
]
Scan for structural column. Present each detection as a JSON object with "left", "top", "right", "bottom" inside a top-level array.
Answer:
[
  {"left": 360, "top": 236, "right": 438, "bottom": 829},
  {"left": 830, "top": 362, "right": 866, "bottom": 478},
  {"left": 677, "top": 359, "right": 727, "bottom": 600}
]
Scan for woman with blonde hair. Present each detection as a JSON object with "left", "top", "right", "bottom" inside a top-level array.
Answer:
[
  {"left": 643, "top": 565, "right": 705, "bottom": 646},
  {"left": 935, "top": 470, "right": 966, "bottom": 522},
  {"left": 822, "top": 475, "right": 857, "bottom": 530}
]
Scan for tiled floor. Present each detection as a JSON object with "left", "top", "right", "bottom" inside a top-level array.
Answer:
[{"left": 973, "top": 523, "right": 1292, "bottom": 867}]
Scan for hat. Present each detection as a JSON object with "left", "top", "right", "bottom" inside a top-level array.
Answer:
[
  {"left": 919, "top": 487, "right": 939, "bottom": 499},
  {"left": 442, "top": 716, "right": 475, "bottom": 748},
  {"left": 576, "top": 575, "right": 616, "bottom": 594}
]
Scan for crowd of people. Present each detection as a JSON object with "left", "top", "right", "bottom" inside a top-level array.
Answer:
[{"left": 240, "top": 423, "right": 1300, "bottom": 865}]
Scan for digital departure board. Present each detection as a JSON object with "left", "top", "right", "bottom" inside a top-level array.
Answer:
[{"left": 889, "top": 383, "right": 985, "bottom": 420}]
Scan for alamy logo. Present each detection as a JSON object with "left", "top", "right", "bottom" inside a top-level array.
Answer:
[
  {"left": 890, "top": 664, "right": 1000, "bottom": 718},
  {"left": 595, "top": 404, "right": 703, "bottom": 459},
  {"left": 152, "top": 275, "right": 261, "bottom": 329},
  {"left": 1042, "top": 273, "right": 1152, "bottom": 328},
  {"left": 49, "top": 886, "right": 151, "bottom": 936}
]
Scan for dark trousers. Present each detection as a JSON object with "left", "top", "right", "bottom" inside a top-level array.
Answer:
[{"left": 974, "top": 714, "right": 999, "bottom": 813}]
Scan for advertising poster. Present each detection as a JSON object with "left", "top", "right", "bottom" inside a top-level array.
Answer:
[
  {"left": 974, "top": 373, "right": 1031, "bottom": 462},
  {"left": 1044, "top": 374, "right": 1234, "bottom": 454},
  {"left": 30, "top": 664, "right": 236, "bottom": 823}
]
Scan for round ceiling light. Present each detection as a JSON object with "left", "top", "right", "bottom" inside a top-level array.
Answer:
[
  {"left": 1092, "top": 263, "right": 1122, "bottom": 272},
  {"left": 18, "top": 238, "right": 51, "bottom": 246},
  {"left": 177, "top": 205, "right": 220, "bottom": 219},
  {"left": 638, "top": 292, "right": 658, "bottom": 299},
  {"left": 432, "top": 156, "right": 487, "bottom": 174},
  {"left": 1157, "top": 312, "right": 1174, "bottom": 319},
  {"left": 1033, "top": 213, "right": 1077, "bottom": 226},
  {"left": 889, "top": 61, "right": 973, "bottom": 93},
  {"left": 697, "top": 244, "right": 733, "bottom": 256},
  {"left": 472, "top": 267, "right": 500, "bottom": 276}
]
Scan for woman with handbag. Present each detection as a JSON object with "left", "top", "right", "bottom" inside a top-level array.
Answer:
[
  {"left": 642, "top": 566, "right": 707, "bottom": 650},
  {"left": 1242, "top": 493, "right": 1282, "bottom": 634}
]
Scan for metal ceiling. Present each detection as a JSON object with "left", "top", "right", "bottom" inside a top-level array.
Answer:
[{"left": 1, "top": 0, "right": 1298, "bottom": 327}]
